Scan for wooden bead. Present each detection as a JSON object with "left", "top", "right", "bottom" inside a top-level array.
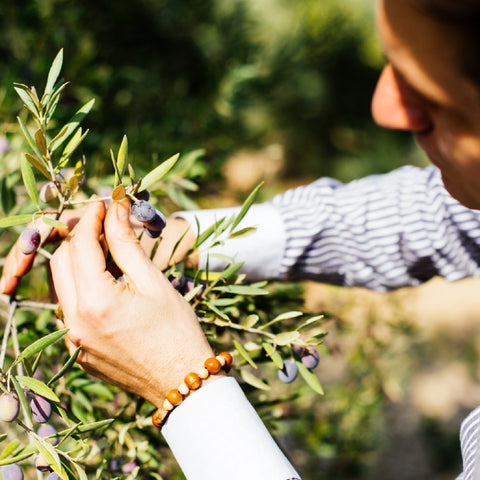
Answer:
[
  {"left": 204, "top": 357, "right": 221, "bottom": 374},
  {"left": 216, "top": 355, "right": 226, "bottom": 367},
  {"left": 152, "top": 408, "right": 169, "bottom": 427},
  {"left": 198, "top": 368, "right": 210, "bottom": 379},
  {"left": 178, "top": 383, "right": 190, "bottom": 396},
  {"left": 167, "top": 389, "right": 183, "bottom": 406},
  {"left": 218, "top": 351, "right": 233, "bottom": 368},
  {"left": 163, "top": 398, "right": 174, "bottom": 411},
  {"left": 185, "top": 372, "right": 202, "bottom": 390}
]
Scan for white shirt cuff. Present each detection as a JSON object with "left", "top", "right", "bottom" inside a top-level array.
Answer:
[
  {"left": 173, "top": 203, "right": 286, "bottom": 280},
  {"left": 161, "top": 377, "right": 300, "bottom": 480}
]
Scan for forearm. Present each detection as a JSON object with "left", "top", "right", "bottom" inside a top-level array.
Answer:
[
  {"left": 173, "top": 203, "right": 286, "bottom": 280},
  {"left": 162, "top": 377, "right": 301, "bottom": 480},
  {"left": 272, "top": 165, "right": 480, "bottom": 290},
  {"left": 177, "top": 166, "right": 480, "bottom": 292}
]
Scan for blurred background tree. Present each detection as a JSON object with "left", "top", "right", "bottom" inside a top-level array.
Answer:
[{"left": 0, "top": 0, "right": 427, "bottom": 186}]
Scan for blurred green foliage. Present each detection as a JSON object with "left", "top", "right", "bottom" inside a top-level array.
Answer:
[{"left": 0, "top": 0, "right": 427, "bottom": 186}]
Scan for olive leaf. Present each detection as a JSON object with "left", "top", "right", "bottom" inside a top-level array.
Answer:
[
  {"left": 0, "top": 440, "right": 21, "bottom": 461},
  {"left": 112, "top": 184, "right": 126, "bottom": 200},
  {"left": 0, "top": 451, "right": 35, "bottom": 466},
  {"left": 240, "top": 369, "right": 271, "bottom": 391},
  {"left": 261, "top": 311, "right": 304, "bottom": 330},
  {"left": 42, "top": 216, "right": 68, "bottom": 230},
  {"left": 44, "top": 49, "right": 63, "bottom": 97},
  {"left": 34, "top": 129, "right": 47, "bottom": 156},
  {"left": 13, "top": 328, "right": 69, "bottom": 365},
  {"left": 140, "top": 152, "right": 180, "bottom": 191},
  {"left": 233, "top": 339, "right": 257, "bottom": 368},
  {"left": 297, "top": 361, "right": 324, "bottom": 395},
  {"left": 230, "top": 181, "right": 263, "bottom": 231},
  {"left": 274, "top": 331, "right": 300, "bottom": 346},
  {"left": 15, "top": 376, "right": 60, "bottom": 403},
  {"left": 44, "top": 81, "right": 69, "bottom": 124},
  {"left": 56, "top": 419, "right": 114, "bottom": 437},
  {"left": 59, "top": 128, "right": 89, "bottom": 168},
  {"left": 20, "top": 157, "right": 40, "bottom": 208},
  {"left": 49, "top": 98, "right": 95, "bottom": 152},
  {"left": 0, "top": 214, "right": 33, "bottom": 228},
  {"left": 17, "top": 116, "right": 44, "bottom": 160},
  {"left": 48, "top": 346, "right": 82, "bottom": 386},
  {"left": 117, "top": 134, "right": 128, "bottom": 180},
  {"left": 213, "top": 285, "right": 268, "bottom": 296},
  {"left": 10, "top": 375, "right": 33, "bottom": 426},
  {"left": 14, "top": 84, "right": 40, "bottom": 117},
  {"left": 262, "top": 342, "right": 284, "bottom": 369},
  {"left": 24, "top": 152, "right": 50, "bottom": 179}
]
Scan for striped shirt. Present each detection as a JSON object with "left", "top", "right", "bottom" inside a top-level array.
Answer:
[
  {"left": 270, "top": 165, "right": 480, "bottom": 291},
  {"left": 179, "top": 165, "right": 480, "bottom": 479}
]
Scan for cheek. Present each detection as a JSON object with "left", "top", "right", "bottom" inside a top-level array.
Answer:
[
  {"left": 428, "top": 123, "right": 480, "bottom": 207},
  {"left": 435, "top": 118, "right": 480, "bottom": 173}
]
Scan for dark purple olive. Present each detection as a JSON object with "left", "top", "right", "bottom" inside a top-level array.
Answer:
[
  {"left": 292, "top": 344, "right": 304, "bottom": 356},
  {"left": 35, "top": 454, "right": 52, "bottom": 472},
  {"left": 169, "top": 275, "right": 186, "bottom": 291},
  {"left": 143, "top": 226, "right": 161, "bottom": 238},
  {"left": 109, "top": 458, "right": 121, "bottom": 472},
  {"left": 37, "top": 424, "right": 59, "bottom": 446},
  {"left": 301, "top": 348, "right": 319, "bottom": 369},
  {"left": 19, "top": 227, "right": 41, "bottom": 255},
  {"left": 131, "top": 200, "right": 156, "bottom": 223},
  {"left": 135, "top": 189, "right": 150, "bottom": 201},
  {"left": 145, "top": 211, "right": 166, "bottom": 232},
  {"left": 46, "top": 473, "right": 62, "bottom": 480},
  {"left": 180, "top": 277, "right": 204, "bottom": 298},
  {"left": 0, "top": 464, "right": 24, "bottom": 480},
  {"left": 278, "top": 360, "right": 298, "bottom": 383},
  {"left": 30, "top": 395, "right": 52, "bottom": 423}
]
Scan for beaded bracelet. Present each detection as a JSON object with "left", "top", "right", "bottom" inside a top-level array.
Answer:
[{"left": 152, "top": 351, "right": 233, "bottom": 428}]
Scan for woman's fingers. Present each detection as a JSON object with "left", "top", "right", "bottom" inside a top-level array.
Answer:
[
  {"left": 67, "top": 201, "right": 116, "bottom": 304},
  {"left": 51, "top": 201, "right": 107, "bottom": 320},
  {"left": 50, "top": 240, "right": 78, "bottom": 323},
  {"left": 0, "top": 242, "right": 35, "bottom": 294},
  {"left": 0, "top": 208, "right": 83, "bottom": 295},
  {"left": 104, "top": 199, "right": 166, "bottom": 292}
]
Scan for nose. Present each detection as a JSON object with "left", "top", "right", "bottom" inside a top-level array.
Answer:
[{"left": 371, "top": 64, "right": 432, "bottom": 133}]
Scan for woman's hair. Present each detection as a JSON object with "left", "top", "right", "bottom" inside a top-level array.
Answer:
[
  {"left": 409, "top": 0, "right": 480, "bottom": 83},
  {"left": 411, "top": 0, "right": 480, "bottom": 22}
]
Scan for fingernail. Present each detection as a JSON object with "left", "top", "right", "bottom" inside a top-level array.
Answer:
[{"left": 116, "top": 200, "right": 130, "bottom": 221}]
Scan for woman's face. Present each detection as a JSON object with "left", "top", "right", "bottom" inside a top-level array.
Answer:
[{"left": 372, "top": 0, "right": 480, "bottom": 209}]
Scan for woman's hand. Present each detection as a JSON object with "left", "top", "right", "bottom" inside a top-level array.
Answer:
[{"left": 50, "top": 199, "right": 216, "bottom": 408}]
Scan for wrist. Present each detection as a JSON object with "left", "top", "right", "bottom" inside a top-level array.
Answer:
[{"left": 152, "top": 352, "right": 232, "bottom": 427}]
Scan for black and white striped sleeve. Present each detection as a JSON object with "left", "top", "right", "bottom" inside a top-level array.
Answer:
[
  {"left": 269, "top": 165, "right": 480, "bottom": 291},
  {"left": 176, "top": 165, "right": 480, "bottom": 292}
]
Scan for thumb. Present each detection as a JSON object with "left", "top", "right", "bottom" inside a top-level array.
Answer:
[{"left": 104, "top": 199, "right": 166, "bottom": 291}]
